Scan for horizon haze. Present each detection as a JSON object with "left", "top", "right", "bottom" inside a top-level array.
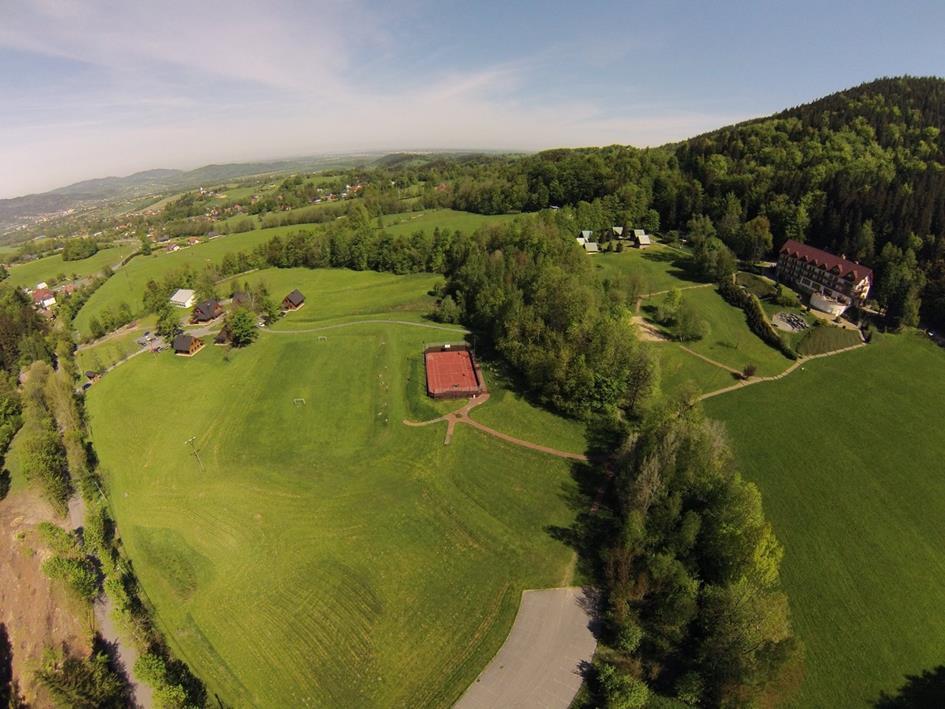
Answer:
[{"left": 3, "top": 0, "right": 945, "bottom": 198}]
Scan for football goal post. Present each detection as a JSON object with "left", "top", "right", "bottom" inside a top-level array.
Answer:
[{"left": 293, "top": 398, "right": 306, "bottom": 406}]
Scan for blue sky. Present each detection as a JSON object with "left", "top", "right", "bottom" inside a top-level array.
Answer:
[{"left": 2, "top": 0, "right": 945, "bottom": 197}]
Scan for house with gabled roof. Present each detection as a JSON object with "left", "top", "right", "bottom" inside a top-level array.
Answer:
[
  {"left": 191, "top": 300, "right": 223, "bottom": 323},
  {"left": 282, "top": 289, "right": 305, "bottom": 311}
]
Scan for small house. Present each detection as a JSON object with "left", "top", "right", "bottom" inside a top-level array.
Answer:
[
  {"left": 170, "top": 289, "right": 196, "bottom": 308},
  {"left": 187, "top": 237, "right": 201, "bottom": 246},
  {"left": 576, "top": 237, "right": 587, "bottom": 246},
  {"left": 282, "top": 289, "right": 305, "bottom": 311},
  {"left": 633, "top": 229, "right": 652, "bottom": 248},
  {"left": 84, "top": 370, "right": 101, "bottom": 383},
  {"left": 612, "top": 226, "right": 625, "bottom": 239},
  {"left": 583, "top": 241, "right": 600, "bottom": 254},
  {"left": 191, "top": 300, "right": 223, "bottom": 323},
  {"left": 172, "top": 334, "right": 203, "bottom": 356},
  {"left": 32, "top": 288, "right": 56, "bottom": 309}
]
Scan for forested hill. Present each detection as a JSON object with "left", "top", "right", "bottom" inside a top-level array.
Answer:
[{"left": 437, "top": 77, "right": 945, "bottom": 329}]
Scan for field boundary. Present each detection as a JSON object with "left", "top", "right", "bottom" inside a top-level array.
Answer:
[{"left": 698, "top": 342, "right": 867, "bottom": 401}]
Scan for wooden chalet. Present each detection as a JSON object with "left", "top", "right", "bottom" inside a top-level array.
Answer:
[
  {"left": 172, "top": 334, "right": 204, "bottom": 356},
  {"left": 191, "top": 300, "right": 223, "bottom": 323},
  {"left": 282, "top": 289, "right": 305, "bottom": 311}
]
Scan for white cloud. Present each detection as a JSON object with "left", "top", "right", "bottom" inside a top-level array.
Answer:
[{"left": 0, "top": 1, "right": 745, "bottom": 197}]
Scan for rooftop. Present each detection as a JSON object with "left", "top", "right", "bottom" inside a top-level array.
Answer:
[{"left": 780, "top": 239, "right": 874, "bottom": 282}]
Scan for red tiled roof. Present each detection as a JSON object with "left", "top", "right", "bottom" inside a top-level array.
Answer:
[
  {"left": 779, "top": 239, "right": 873, "bottom": 283},
  {"left": 32, "top": 288, "right": 54, "bottom": 302}
]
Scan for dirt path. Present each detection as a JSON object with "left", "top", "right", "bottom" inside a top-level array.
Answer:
[
  {"left": 643, "top": 282, "right": 713, "bottom": 299},
  {"left": 697, "top": 342, "right": 867, "bottom": 401},
  {"left": 678, "top": 345, "right": 744, "bottom": 376},
  {"left": 403, "top": 394, "right": 588, "bottom": 462}
]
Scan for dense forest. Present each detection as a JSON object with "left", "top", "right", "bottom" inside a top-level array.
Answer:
[{"left": 417, "top": 77, "right": 945, "bottom": 330}]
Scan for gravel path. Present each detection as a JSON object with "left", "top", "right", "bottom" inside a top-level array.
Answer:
[{"left": 454, "top": 587, "right": 597, "bottom": 709}]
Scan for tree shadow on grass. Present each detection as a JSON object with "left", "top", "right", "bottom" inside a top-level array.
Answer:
[{"left": 874, "top": 666, "right": 945, "bottom": 707}]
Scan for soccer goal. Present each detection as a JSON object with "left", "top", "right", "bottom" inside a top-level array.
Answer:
[
  {"left": 293, "top": 398, "right": 306, "bottom": 406},
  {"left": 318, "top": 335, "right": 328, "bottom": 342}
]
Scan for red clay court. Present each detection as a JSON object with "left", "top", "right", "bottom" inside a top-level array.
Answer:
[{"left": 425, "top": 347, "right": 485, "bottom": 399}]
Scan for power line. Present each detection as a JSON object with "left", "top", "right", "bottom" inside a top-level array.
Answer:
[{"left": 185, "top": 435, "right": 205, "bottom": 472}]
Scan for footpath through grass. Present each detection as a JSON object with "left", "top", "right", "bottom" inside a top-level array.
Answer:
[
  {"left": 704, "top": 333, "right": 945, "bottom": 707},
  {"left": 86, "top": 271, "right": 581, "bottom": 707}
]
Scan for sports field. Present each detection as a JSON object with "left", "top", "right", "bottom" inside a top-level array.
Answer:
[
  {"left": 704, "top": 333, "right": 945, "bottom": 706},
  {"left": 86, "top": 269, "right": 580, "bottom": 707},
  {"left": 379, "top": 209, "right": 520, "bottom": 237},
  {"left": 7, "top": 243, "right": 138, "bottom": 289},
  {"left": 73, "top": 227, "right": 316, "bottom": 338}
]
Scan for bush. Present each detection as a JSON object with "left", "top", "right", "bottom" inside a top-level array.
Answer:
[
  {"left": 675, "top": 302, "right": 708, "bottom": 342},
  {"left": 42, "top": 556, "right": 99, "bottom": 601},
  {"left": 718, "top": 280, "right": 797, "bottom": 359},
  {"left": 35, "top": 646, "right": 129, "bottom": 708},
  {"left": 596, "top": 661, "right": 650, "bottom": 709}
]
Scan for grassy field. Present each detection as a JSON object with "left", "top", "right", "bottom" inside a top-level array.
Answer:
[
  {"left": 704, "top": 333, "right": 945, "bottom": 706},
  {"left": 469, "top": 372, "right": 589, "bottom": 454},
  {"left": 652, "top": 342, "right": 738, "bottom": 399},
  {"left": 796, "top": 324, "right": 862, "bottom": 356},
  {"left": 643, "top": 287, "right": 794, "bottom": 376},
  {"left": 221, "top": 267, "right": 441, "bottom": 328},
  {"left": 379, "top": 209, "right": 520, "bottom": 237},
  {"left": 73, "top": 227, "right": 315, "bottom": 338},
  {"left": 592, "top": 244, "right": 704, "bottom": 295},
  {"left": 86, "top": 270, "right": 581, "bottom": 707},
  {"left": 7, "top": 243, "right": 138, "bottom": 289}
]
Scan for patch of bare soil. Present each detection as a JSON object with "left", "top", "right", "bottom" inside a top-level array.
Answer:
[
  {"left": 631, "top": 315, "right": 670, "bottom": 342},
  {"left": 0, "top": 489, "right": 91, "bottom": 705}
]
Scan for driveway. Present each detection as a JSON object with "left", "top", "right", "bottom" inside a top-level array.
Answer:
[{"left": 454, "top": 587, "right": 597, "bottom": 709}]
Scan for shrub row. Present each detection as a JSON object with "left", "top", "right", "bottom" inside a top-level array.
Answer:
[{"left": 718, "top": 279, "right": 798, "bottom": 359}]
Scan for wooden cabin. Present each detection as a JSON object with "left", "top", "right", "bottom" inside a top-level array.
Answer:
[{"left": 282, "top": 289, "right": 305, "bottom": 311}]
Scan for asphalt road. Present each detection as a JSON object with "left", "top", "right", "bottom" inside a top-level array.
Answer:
[{"left": 454, "top": 587, "right": 597, "bottom": 709}]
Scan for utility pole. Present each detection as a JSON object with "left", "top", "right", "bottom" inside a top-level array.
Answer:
[{"left": 185, "top": 435, "right": 205, "bottom": 472}]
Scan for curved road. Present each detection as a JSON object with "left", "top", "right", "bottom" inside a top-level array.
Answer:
[{"left": 454, "top": 588, "right": 597, "bottom": 709}]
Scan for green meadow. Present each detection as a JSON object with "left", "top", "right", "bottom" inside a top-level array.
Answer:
[
  {"left": 7, "top": 243, "right": 138, "bottom": 289},
  {"left": 591, "top": 244, "right": 704, "bottom": 295},
  {"left": 704, "top": 333, "right": 945, "bottom": 706},
  {"left": 86, "top": 269, "right": 581, "bottom": 707},
  {"left": 643, "top": 286, "right": 794, "bottom": 377},
  {"left": 379, "top": 209, "right": 520, "bottom": 237}
]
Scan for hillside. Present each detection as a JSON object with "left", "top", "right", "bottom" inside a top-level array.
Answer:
[{"left": 0, "top": 154, "right": 379, "bottom": 232}]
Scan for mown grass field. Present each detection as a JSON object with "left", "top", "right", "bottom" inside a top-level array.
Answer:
[
  {"left": 379, "top": 209, "right": 519, "bottom": 237},
  {"left": 652, "top": 341, "right": 737, "bottom": 399},
  {"left": 704, "top": 333, "right": 945, "bottom": 707},
  {"left": 73, "top": 227, "right": 315, "bottom": 338},
  {"left": 86, "top": 270, "right": 580, "bottom": 707},
  {"left": 7, "top": 243, "right": 138, "bottom": 289},
  {"left": 592, "top": 244, "right": 704, "bottom": 295},
  {"left": 221, "top": 267, "right": 441, "bottom": 328},
  {"left": 75, "top": 315, "right": 158, "bottom": 373},
  {"left": 643, "top": 286, "right": 794, "bottom": 376}
]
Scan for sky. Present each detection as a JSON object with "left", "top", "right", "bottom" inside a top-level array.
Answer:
[{"left": 2, "top": 0, "right": 945, "bottom": 198}]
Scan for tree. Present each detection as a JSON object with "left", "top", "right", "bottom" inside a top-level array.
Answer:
[
  {"left": 741, "top": 215, "right": 774, "bottom": 261},
  {"left": 433, "top": 295, "right": 461, "bottom": 323},
  {"left": 226, "top": 308, "right": 258, "bottom": 347},
  {"left": 693, "top": 237, "right": 737, "bottom": 281},
  {"left": 675, "top": 301, "right": 708, "bottom": 341},
  {"left": 194, "top": 267, "right": 219, "bottom": 302},
  {"left": 35, "top": 646, "right": 128, "bottom": 708},
  {"left": 156, "top": 305, "right": 181, "bottom": 340},
  {"left": 139, "top": 236, "right": 151, "bottom": 256},
  {"left": 88, "top": 317, "right": 105, "bottom": 340},
  {"left": 657, "top": 288, "right": 682, "bottom": 324}
]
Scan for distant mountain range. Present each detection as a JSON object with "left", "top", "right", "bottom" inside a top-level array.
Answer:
[{"left": 0, "top": 153, "right": 382, "bottom": 232}]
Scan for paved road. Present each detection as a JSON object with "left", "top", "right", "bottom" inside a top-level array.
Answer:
[{"left": 454, "top": 587, "right": 597, "bottom": 709}]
